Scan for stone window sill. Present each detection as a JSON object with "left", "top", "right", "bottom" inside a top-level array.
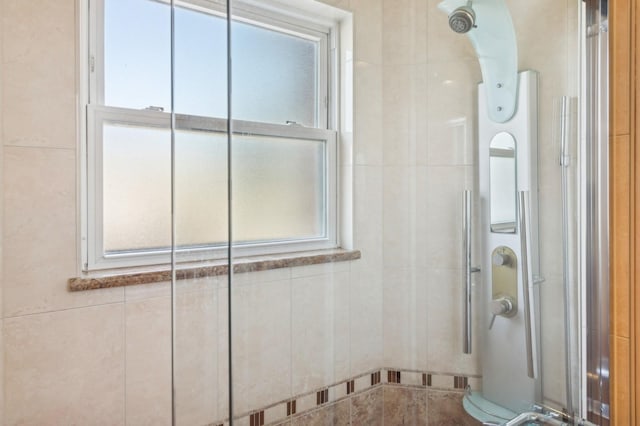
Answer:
[{"left": 68, "top": 248, "right": 361, "bottom": 292}]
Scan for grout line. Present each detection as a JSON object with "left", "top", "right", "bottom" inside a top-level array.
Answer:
[
  {"left": 3, "top": 144, "right": 76, "bottom": 151},
  {"left": 381, "top": 380, "right": 385, "bottom": 426},
  {"left": 2, "top": 299, "right": 125, "bottom": 320},
  {"left": 123, "top": 299, "right": 127, "bottom": 424},
  {"left": 288, "top": 270, "right": 294, "bottom": 422}
]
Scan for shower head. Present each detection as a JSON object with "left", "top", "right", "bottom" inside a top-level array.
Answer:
[{"left": 448, "top": 1, "right": 476, "bottom": 34}]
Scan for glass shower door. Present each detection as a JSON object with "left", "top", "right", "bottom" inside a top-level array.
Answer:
[
  {"left": 227, "top": 3, "right": 356, "bottom": 425},
  {"left": 171, "top": 1, "right": 231, "bottom": 424},
  {"left": 164, "top": 0, "right": 585, "bottom": 424}
]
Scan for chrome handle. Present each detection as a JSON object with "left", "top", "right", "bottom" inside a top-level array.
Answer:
[
  {"left": 488, "top": 296, "right": 515, "bottom": 330},
  {"left": 518, "top": 191, "right": 537, "bottom": 379},
  {"left": 463, "top": 190, "right": 480, "bottom": 354}
]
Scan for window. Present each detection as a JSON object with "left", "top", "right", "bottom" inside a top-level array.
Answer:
[{"left": 84, "top": 0, "right": 338, "bottom": 270}]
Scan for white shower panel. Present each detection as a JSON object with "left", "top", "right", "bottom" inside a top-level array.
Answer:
[{"left": 478, "top": 70, "right": 542, "bottom": 413}]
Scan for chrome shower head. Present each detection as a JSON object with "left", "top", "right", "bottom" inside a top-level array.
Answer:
[{"left": 448, "top": 1, "right": 476, "bottom": 34}]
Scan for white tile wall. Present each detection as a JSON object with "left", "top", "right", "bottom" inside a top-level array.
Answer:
[
  {"left": 382, "top": 0, "right": 428, "bottom": 66},
  {"left": 353, "top": 63, "right": 383, "bottom": 166},
  {"left": 424, "top": 268, "right": 480, "bottom": 375},
  {"left": 353, "top": 165, "right": 383, "bottom": 268},
  {"left": 0, "top": 0, "right": 5, "bottom": 418},
  {"left": 423, "top": 60, "right": 481, "bottom": 167},
  {"left": 0, "top": 317, "right": 4, "bottom": 423},
  {"left": 231, "top": 279, "right": 292, "bottom": 414},
  {"left": 3, "top": 147, "right": 125, "bottom": 317},
  {"left": 175, "top": 284, "right": 220, "bottom": 424},
  {"left": 351, "top": 0, "right": 382, "bottom": 64},
  {"left": 3, "top": 304, "right": 126, "bottom": 424},
  {"left": 382, "top": 65, "right": 414, "bottom": 165},
  {"left": 291, "top": 261, "right": 350, "bottom": 279},
  {"left": 417, "top": 165, "right": 475, "bottom": 270},
  {"left": 383, "top": 166, "right": 416, "bottom": 268},
  {"left": 2, "top": 0, "right": 76, "bottom": 149},
  {"left": 125, "top": 297, "right": 172, "bottom": 426},
  {"left": 382, "top": 267, "right": 428, "bottom": 371},
  {"left": 0, "top": 0, "right": 579, "bottom": 422},
  {"left": 291, "top": 271, "right": 351, "bottom": 394},
  {"left": 350, "top": 265, "right": 383, "bottom": 374}
]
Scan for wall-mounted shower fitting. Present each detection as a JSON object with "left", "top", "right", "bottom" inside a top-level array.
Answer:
[
  {"left": 438, "top": 0, "right": 518, "bottom": 123},
  {"left": 478, "top": 71, "right": 541, "bottom": 413},
  {"left": 448, "top": 1, "right": 476, "bottom": 33},
  {"left": 489, "top": 246, "right": 518, "bottom": 330}
]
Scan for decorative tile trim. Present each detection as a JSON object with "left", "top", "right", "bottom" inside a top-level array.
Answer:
[
  {"left": 225, "top": 368, "right": 481, "bottom": 426},
  {"left": 454, "top": 375, "right": 469, "bottom": 389},
  {"left": 249, "top": 411, "right": 264, "bottom": 426},
  {"left": 387, "top": 370, "right": 401, "bottom": 384},
  {"left": 316, "top": 388, "right": 329, "bottom": 405},
  {"left": 371, "top": 371, "right": 381, "bottom": 385},
  {"left": 423, "top": 373, "right": 431, "bottom": 387},
  {"left": 286, "top": 400, "right": 296, "bottom": 416},
  {"left": 68, "top": 249, "right": 361, "bottom": 291},
  {"left": 346, "top": 380, "right": 355, "bottom": 395}
]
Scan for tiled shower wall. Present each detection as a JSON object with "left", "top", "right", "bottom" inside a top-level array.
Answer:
[
  {"left": 0, "top": 0, "right": 577, "bottom": 425},
  {"left": 346, "top": 0, "right": 579, "bottom": 410}
]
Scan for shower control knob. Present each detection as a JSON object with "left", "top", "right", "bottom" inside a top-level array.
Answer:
[
  {"left": 492, "top": 252, "right": 511, "bottom": 266},
  {"left": 488, "top": 296, "right": 515, "bottom": 330},
  {"left": 491, "top": 297, "right": 514, "bottom": 316}
]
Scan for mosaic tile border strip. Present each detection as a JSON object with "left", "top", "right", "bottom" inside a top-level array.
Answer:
[{"left": 210, "top": 368, "right": 482, "bottom": 426}]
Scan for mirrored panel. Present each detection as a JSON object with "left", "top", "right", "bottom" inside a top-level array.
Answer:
[{"left": 490, "top": 132, "right": 517, "bottom": 233}]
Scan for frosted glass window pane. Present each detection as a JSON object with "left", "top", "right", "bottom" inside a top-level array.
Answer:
[
  {"left": 103, "top": 127, "right": 324, "bottom": 253},
  {"left": 104, "top": 1, "right": 318, "bottom": 125},
  {"left": 104, "top": 0, "right": 171, "bottom": 110},
  {"left": 232, "top": 22, "right": 318, "bottom": 127},
  {"left": 103, "top": 124, "right": 171, "bottom": 252},
  {"left": 174, "top": 131, "right": 228, "bottom": 246},
  {"left": 232, "top": 135, "right": 325, "bottom": 242},
  {"left": 175, "top": 132, "right": 325, "bottom": 246},
  {"left": 176, "top": 132, "right": 325, "bottom": 246},
  {"left": 173, "top": 8, "right": 318, "bottom": 124}
]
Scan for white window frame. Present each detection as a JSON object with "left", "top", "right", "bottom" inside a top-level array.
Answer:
[{"left": 82, "top": 0, "right": 340, "bottom": 271}]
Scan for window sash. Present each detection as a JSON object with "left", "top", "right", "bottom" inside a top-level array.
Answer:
[
  {"left": 89, "top": 0, "right": 331, "bottom": 129},
  {"left": 86, "top": 105, "right": 337, "bottom": 270},
  {"left": 84, "top": 0, "right": 338, "bottom": 271}
]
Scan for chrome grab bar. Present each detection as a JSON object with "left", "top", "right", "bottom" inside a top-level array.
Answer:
[
  {"left": 463, "top": 190, "right": 481, "bottom": 354},
  {"left": 518, "top": 191, "right": 537, "bottom": 379}
]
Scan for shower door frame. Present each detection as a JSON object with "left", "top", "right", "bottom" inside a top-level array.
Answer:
[{"left": 582, "top": 0, "right": 610, "bottom": 424}]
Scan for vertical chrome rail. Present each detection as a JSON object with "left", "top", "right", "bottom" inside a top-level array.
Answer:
[
  {"left": 559, "top": 96, "right": 575, "bottom": 417},
  {"left": 463, "top": 191, "right": 472, "bottom": 354},
  {"left": 584, "top": 1, "right": 610, "bottom": 422},
  {"left": 518, "top": 191, "right": 537, "bottom": 379},
  {"left": 463, "top": 190, "right": 480, "bottom": 354}
]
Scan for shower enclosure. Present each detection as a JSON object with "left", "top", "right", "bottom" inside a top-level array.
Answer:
[{"left": 86, "top": 0, "right": 598, "bottom": 423}]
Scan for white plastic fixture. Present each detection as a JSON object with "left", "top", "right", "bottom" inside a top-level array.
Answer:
[
  {"left": 438, "top": 0, "right": 518, "bottom": 123},
  {"left": 478, "top": 70, "right": 541, "bottom": 414}
]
